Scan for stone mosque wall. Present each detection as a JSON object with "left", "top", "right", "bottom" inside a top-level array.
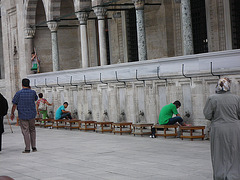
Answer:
[
  {"left": 0, "top": 0, "right": 239, "bottom": 128},
  {"left": 34, "top": 0, "right": 167, "bottom": 71},
  {"left": 0, "top": 79, "right": 6, "bottom": 96},
  {"left": 28, "top": 50, "right": 240, "bottom": 126},
  {"left": 30, "top": 74, "right": 240, "bottom": 127}
]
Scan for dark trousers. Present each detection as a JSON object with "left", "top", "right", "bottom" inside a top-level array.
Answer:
[
  {"left": 0, "top": 133, "right": 2, "bottom": 151},
  {"left": 60, "top": 112, "right": 72, "bottom": 120},
  {"left": 19, "top": 119, "right": 36, "bottom": 151},
  {"left": 0, "top": 116, "right": 3, "bottom": 151},
  {"left": 151, "top": 117, "right": 183, "bottom": 136},
  {"left": 166, "top": 116, "right": 183, "bottom": 125}
]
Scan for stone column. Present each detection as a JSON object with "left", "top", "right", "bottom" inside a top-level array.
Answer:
[
  {"left": 76, "top": 12, "right": 89, "bottom": 68},
  {"left": 133, "top": 0, "right": 147, "bottom": 61},
  {"left": 180, "top": 0, "right": 194, "bottom": 55},
  {"left": 47, "top": 21, "right": 60, "bottom": 71},
  {"left": 93, "top": 7, "right": 107, "bottom": 66},
  {"left": 24, "top": 27, "right": 35, "bottom": 75}
]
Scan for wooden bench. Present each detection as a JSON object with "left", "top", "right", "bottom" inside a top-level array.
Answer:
[
  {"left": 52, "top": 119, "right": 67, "bottom": 129},
  {"left": 65, "top": 119, "right": 81, "bottom": 130},
  {"left": 132, "top": 123, "right": 153, "bottom": 136},
  {"left": 35, "top": 118, "right": 42, "bottom": 126},
  {"left": 112, "top": 122, "right": 132, "bottom": 135},
  {"left": 41, "top": 118, "right": 54, "bottom": 128},
  {"left": 180, "top": 126, "right": 205, "bottom": 141},
  {"left": 95, "top": 122, "right": 113, "bottom": 133},
  {"left": 79, "top": 120, "right": 96, "bottom": 131},
  {"left": 39, "top": 120, "right": 45, "bottom": 128},
  {"left": 39, "top": 119, "right": 53, "bottom": 128},
  {"left": 154, "top": 124, "right": 178, "bottom": 138}
]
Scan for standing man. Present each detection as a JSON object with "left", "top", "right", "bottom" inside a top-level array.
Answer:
[
  {"left": 11, "top": 78, "right": 38, "bottom": 153},
  {"left": 0, "top": 93, "right": 8, "bottom": 151}
]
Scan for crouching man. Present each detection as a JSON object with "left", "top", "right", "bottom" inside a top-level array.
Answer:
[
  {"left": 150, "top": 101, "right": 185, "bottom": 138},
  {"left": 159, "top": 100, "right": 185, "bottom": 126},
  {"left": 55, "top": 102, "right": 72, "bottom": 120}
]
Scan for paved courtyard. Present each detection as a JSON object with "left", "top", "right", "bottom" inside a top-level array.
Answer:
[{"left": 0, "top": 124, "right": 212, "bottom": 180}]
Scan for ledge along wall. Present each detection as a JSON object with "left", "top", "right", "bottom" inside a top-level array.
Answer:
[{"left": 28, "top": 49, "right": 240, "bottom": 126}]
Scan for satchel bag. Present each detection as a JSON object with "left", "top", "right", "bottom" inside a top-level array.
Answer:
[{"left": 38, "top": 99, "right": 47, "bottom": 111}]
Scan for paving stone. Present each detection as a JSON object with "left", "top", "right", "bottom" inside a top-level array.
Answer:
[{"left": 0, "top": 125, "right": 212, "bottom": 180}]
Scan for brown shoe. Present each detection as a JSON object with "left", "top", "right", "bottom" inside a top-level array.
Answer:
[{"left": 32, "top": 148, "right": 37, "bottom": 152}]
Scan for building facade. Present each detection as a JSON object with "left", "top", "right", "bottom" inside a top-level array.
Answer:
[{"left": 0, "top": 0, "right": 239, "bottom": 125}]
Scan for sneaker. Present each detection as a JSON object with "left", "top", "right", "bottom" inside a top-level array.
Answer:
[
  {"left": 22, "top": 150, "right": 30, "bottom": 153},
  {"left": 32, "top": 148, "right": 37, "bottom": 152}
]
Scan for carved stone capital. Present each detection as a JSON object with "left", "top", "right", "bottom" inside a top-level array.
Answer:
[
  {"left": 133, "top": 0, "right": 145, "bottom": 10},
  {"left": 24, "top": 28, "right": 35, "bottom": 39},
  {"left": 93, "top": 7, "right": 107, "bottom": 20},
  {"left": 47, "top": 21, "right": 58, "bottom": 32},
  {"left": 76, "top": 12, "right": 89, "bottom": 25}
]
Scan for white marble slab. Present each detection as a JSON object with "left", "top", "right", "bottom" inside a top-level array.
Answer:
[{"left": 28, "top": 49, "right": 240, "bottom": 87}]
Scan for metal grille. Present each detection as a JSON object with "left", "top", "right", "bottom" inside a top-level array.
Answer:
[
  {"left": 230, "top": 0, "right": 240, "bottom": 49},
  {"left": 190, "top": 0, "right": 208, "bottom": 54},
  {"left": 126, "top": 8, "right": 138, "bottom": 62}
]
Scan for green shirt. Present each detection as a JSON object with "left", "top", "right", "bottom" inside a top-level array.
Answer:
[{"left": 159, "top": 103, "right": 179, "bottom": 124}]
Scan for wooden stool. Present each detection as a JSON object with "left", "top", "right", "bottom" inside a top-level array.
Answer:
[
  {"left": 180, "top": 126, "right": 205, "bottom": 141},
  {"left": 35, "top": 118, "right": 42, "bottom": 126},
  {"left": 154, "top": 124, "right": 178, "bottom": 138},
  {"left": 132, "top": 123, "right": 153, "bottom": 136},
  {"left": 39, "top": 119, "right": 45, "bottom": 128},
  {"left": 52, "top": 119, "right": 67, "bottom": 129},
  {"left": 65, "top": 119, "right": 81, "bottom": 130},
  {"left": 79, "top": 120, "right": 96, "bottom": 131},
  {"left": 42, "top": 118, "right": 54, "bottom": 128},
  {"left": 113, "top": 122, "right": 132, "bottom": 135},
  {"left": 95, "top": 122, "right": 113, "bottom": 133}
]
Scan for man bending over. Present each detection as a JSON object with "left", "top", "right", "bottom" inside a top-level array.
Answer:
[
  {"left": 55, "top": 102, "right": 72, "bottom": 120},
  {"left": 159, "top": 100, "right": 185, "bottom": 126}
]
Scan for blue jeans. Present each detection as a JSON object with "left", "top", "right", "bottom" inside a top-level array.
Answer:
[
  {"left": 166, "top": 116, "right": 183, "bottom": 125},
  {"left": 60, "top": 112, "right": 72, "bottom": 120}
]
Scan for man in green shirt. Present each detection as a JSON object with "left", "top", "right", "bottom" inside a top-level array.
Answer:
[
  {"left": 159, "top": 101, "right": 184, "bottom": 125},
  {"left": 150, "top": 101, "right": 185, "bottom": 138}
]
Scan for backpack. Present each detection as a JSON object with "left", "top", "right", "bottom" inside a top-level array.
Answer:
[
  {"left": 0, "top": 93, "right": 8, "bottom": 116},
  {"left": 38, "top": 99, "right": 47, "bottom": 111}
]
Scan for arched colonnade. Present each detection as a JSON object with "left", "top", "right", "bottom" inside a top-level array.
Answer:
[{"left": 24, "top": 0, "right": 151, "bottom": 73}]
